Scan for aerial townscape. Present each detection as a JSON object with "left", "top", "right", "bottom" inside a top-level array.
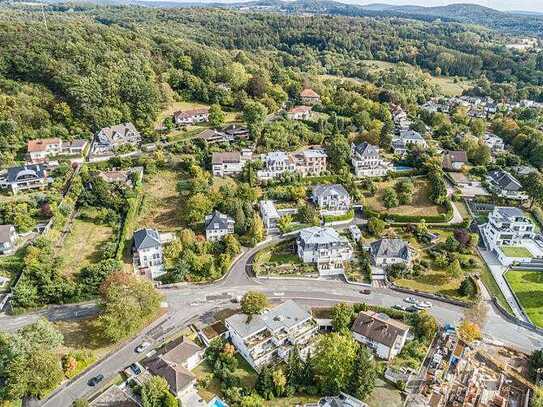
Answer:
[{"left": 2, "top": 1, "right": 543, "bottom": 407}]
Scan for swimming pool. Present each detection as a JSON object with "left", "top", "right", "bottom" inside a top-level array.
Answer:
[
  {"left": 209, "top": 397, "right": 228, "bottom": 407},
  {"left": 393, "top": 166, "right": 414, "bottom": 172}
]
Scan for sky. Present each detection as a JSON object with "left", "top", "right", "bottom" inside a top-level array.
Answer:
[{"left": 342, "top": 0, "right": 543, "bottom": 12}]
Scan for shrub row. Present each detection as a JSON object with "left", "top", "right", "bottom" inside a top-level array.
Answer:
[{"left": 115, "top": 184, "right": 144, "bottom": 260}]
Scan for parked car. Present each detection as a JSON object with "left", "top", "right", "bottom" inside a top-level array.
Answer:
[
  {"left": 129, "top": 363, "right": 142, "bottom": 375},
  {"left": 405, "top": 305, "right": 420, "bottom": 313},
  {"left": 392, "top": 304, "right": 408, "bottom": 311},
  {"left": 135, "top": 341, "right": 151, "bottom": 353},
  {"left": 360, "top": 289, "right": 371, "bottom": 295},
  {"left": 404, "top": 296, "right": 417, "bottom": 304},
  {"left": 416, "top": 301, "right": 432, "bottom": 309},
  {"left": 88, "top": 374, "right": 104, "bottom": 386}
]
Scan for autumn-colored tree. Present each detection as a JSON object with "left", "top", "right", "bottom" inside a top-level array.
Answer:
[{"left": 457, "top": 320, "right": 482, "bottom": 343}]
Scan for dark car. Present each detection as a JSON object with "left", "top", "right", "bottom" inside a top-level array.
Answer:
[
  {"left": 359, "top": 289, "right": 371, "bottom": 295},
  {"left": 405, "top": 305, "right": 420, "bottom": 313},
  {"left": 129, "top": 363, "right": 142, "bottom": 375},
  {"left": 88, "top": 374, "right": 104, "bottom": 387}
]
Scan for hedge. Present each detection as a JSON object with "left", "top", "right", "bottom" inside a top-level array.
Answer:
[
  {"left": 323, "top": 209, "right": 355, "bottom": 223},
  {"left": 115, "top": 184, "right": 144, "bottom": 260}
]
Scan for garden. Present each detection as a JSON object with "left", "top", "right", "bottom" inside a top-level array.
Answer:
[
  {"left": 505, "top": 270, "right": 543, "bottom": 327},
  {"left": 252, "top": 240, "right": 317, "bottom": 278}
]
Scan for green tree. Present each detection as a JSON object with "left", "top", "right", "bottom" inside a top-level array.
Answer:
[
  {"left": 326, "top": 134, "right": 351, "bottom": 171},
  {"left": 247, "top": 214, "right": 266, "bottom": 247},
  {"left": 383, "top": 188, "right": 399, "bottom": 209},
  {"left": 298, "top": 203, "right": 320, "bottom": 225},
  {"left": 286, "top": 345, "right": 305, "bottom": 387},
  {"left": 256, "top": 366, "right": 275, "bottom": 400},
  {"left": 141, "top": 376, "right": 175, "bottom": 407},
  {"left": 331, "top": 303, "right": 354, "bottom": 333},
  {"left": 277, "top": 214, "right": 293, "bottom": 233},
  {"left": 312, "top": 333, "right": 358, "bottom": 394},
  {"left": 240, "top": 291, "right": 268, "bottom": 315},
  {"left": 529, "top": 350, "right": 543, "bottom": 381},
  {"left": 184, "top": 193, "right": 214, "bottom": 224},
  {"left": 410, "top": 310, "right": 438, "bottom": 340},
  {"left": 98, "top": 271, "right": 161, "bottom": 342},
  {"left": 470, "top": 118, "right": 486, "bottom": 137},
  {"left": 209, "top": 103, "right": 225, "bottom": 128},
  {"left": 447, "top": 259, "right": 463, "bottom": 280},
  {"left": 367, "top": 217, "right": 385, "bottom": 236},
  {"left": 531, "top": 387, "right": 543, "bottom": 407},
  {"left": 243, "top": 101, "right": 267, "bottom": 135},
  {"left": 348, "top": 346, "right": 376, "bottom": 400},
  {"left": 19, "top": 318, "right": 64, "bottom": 350},
  {"left": 272, "top": 368, "right": 287, "bottom": 397}
]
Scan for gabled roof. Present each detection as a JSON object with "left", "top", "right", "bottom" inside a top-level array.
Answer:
[
  {"left": 27, "top": 138, "right": 62, "bottom": 153},
  {"left": 370, "top": 239, "right": 410, "bottom": 260},
  {"left": 398, "top": 130, "right": 424, "bottom": 141},
  {"left": 312, "top": 184, "right": 350, "bottom": 199},
  {"left": 300, "top": 88, "right": 319, "bottom": 98},
  {"left": 289, "top": 105, "right": 312, "bottom": 114},
  {"left": 161, "top": 337, "right": 203, "bottom": 365},
  {"left": 174, "top": 107, "right": 210, "bottom": 119},
  {"left": 98, "top": 123, "right": 139, "bottom": 140},
  {"left": 353, "top": 142, "right": 380, "bottom": 158},
  {"left": 204, "top": 210, "right": 234, "bottom": 231},
  {"left": 352, "top": 310, "right": 409, "bottom": 348},
  {"left": 443, "top": 150, "right": 468, "bottom": 163},
  {"left": 212, "top": 151, "right": 241, "bottom": 165},
  {"left": 298, "top": 227, "right": 348, "bottom": 246},
  {"left": 487, "top": 170, "right": 522, "bottom": 192},
  {"left": 133, "top": 228, "right": 161, "bottom": 250}
]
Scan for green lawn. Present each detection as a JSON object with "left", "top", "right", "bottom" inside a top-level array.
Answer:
[
  {"left": 501, "top": 246, "right": 533, "bottom": 258},
  {"left": 58, "top": 217, "right": 113, "bottom": 276},
  {"left": 505, "top": 270, "right": 543, "bottom": 327},
  {"left": 367, "top": 378, "right": 404, "bottom": 407}
]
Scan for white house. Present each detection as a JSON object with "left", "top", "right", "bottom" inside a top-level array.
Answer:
[
  {"left": 297, "top": 227, "right": 353, "bottom": 276},
  {"left": 287, "top": 106, "right": 312, "bottom": 120},
  {"left": 481, "top": 207, "right": 538, "bottom": 265},
  {"left": 349, "top": 225, "right": 362, "bottom": 242},
  {"left": 442, "top": 150, "right": 468, "bottom": 172},
  {"left": 27, "top": 138, "right": 88, "bottom": 163},
  {"left": 204, "top": 210, "right": 235, "bottom": 242},
  {"left": 259, "top": 200, "right": 281, "bottom": 231},
  {"left": 225, "top": 300, "right": 318, "bottom": 371},
  {"left": 132, "top": 228, "right": 166, "bottom": 280},
  {"left": 311, "top": 184, "right": 351, "bottom": 216},
  {"left": 143, "top": 337, "right": 203, "bottom": 398},
  {"left": 92, "top": 123, "right": 141, "bottom": 155},
  {"left": 211, "top": 150, "right": 252, "bottom": 177},
  {"left": 486, "top": 170, "right": 527, "bottom": 200},
  {"left": 392, "top": 130, "right": 427, "bottom": 156},
  {"left": 0, "top": 225, "right": 17, "bottom": 255},
  {"left": 352, "top": 311, "right": 410, "bottom": 360},
  {"left": 483, "top": 133, "right": 505, "bottom": 153},
  {"left": 257, "top": 151, "right": 296, "bottom": 180},
  {"left": 292, "top": 148, "right": 328, "bottom": 177},
  {"left": 0, "top": 164, "right": 53, "bottom": 194},
  {"left": 351, "top": 142, "right": 392, "bottom": 177},
  {"left": 369, "top": 238, "right": 411, "bottom": 267},
  {"left": 300, "top": 88, "right": 321, "bottom": 105},
  {"left": 174, "top": 107, "right": 210, "bottom": 125}
]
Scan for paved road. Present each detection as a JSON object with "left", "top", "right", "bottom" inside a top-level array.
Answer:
[{"left": 11, "top": 229, "right": 543, "bottom": 406}]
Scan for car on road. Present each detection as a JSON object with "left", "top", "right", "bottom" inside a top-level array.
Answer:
[
  {"left": 88, "top": 374, "right": 104, "bottom": 386},
  {"left": 416, "top": 301, "right": 432, "bottom": 309},
  {"left": 129, "top": 363, "right": 142, "bottom": 375},
  {"left": 404, "top": 296, "right": 417, "bottom": 304},
  {"left": 405, "top": 305, "right": 420, "bottom": 313},
  {"left": 359, "top": 289, "right": 371, "bottom": 295},
  {"left": 392, "top": 304, "right": 408, "bottom": 311},
  {"left": 135, "top": 341, "right": 151, "bottom": 353}
]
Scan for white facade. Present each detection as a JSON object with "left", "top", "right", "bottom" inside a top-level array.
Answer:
[
  {"left": 133, "top": 228, "right": 165, "bottom": 280},
  {"left": 483, "top": 133, "right": 505, "bottom": 153},
  {"left": 204, "top": 210, "right": 235, "bottom": 242},
  {"left": 257, "top": 149, "right": 327, "bottom": 180},
  {"left": 259, "top": 200, "right": 281, "bottom": 230},
  {"left": 297, "top": 227, "right": 353, "bottom": 276},
  {"left": 370, "top": 239, "right": 411, "bottom": 267},
  {"left": 211, "top": 150, "right": 252, "bottom": 177},
  {"left": 257, "top": 151, "right": 295, "bottom": 180},
  {"left": 351, "top": 142, "right": 392, "bottom": 177},
  {"left": 225, "top": 300, "right": 318, "bottom": 371},
  {"left": 174, "top": 108, "right": 210, "bottom": 125},
  {"left": 0, "top": 225, "right": 17, "bottom": 255},
  {"left": 392, "top": 130, "right": 427, "bottom": 156},
  {"left": 311, "top": 184, "right": 351, "bottom": 216}
]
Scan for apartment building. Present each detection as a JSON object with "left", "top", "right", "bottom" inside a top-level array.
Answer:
[
  {"left": 225, "top": 300, "right": 318, "bottom": 371},
  {"left": 0, "top": 164, "right": 53, "bottom": 194},
  {"left": 92, "top": 122, "right": 141, "bottom": 155},
  {"left": 486, "top": 170, "right": 527, "bottom": 200},
  {"left": 297, "top": 226, "right": 353, "bottom": 276}
]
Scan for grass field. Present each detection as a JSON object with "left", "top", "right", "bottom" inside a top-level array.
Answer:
[
  {"left": 138, "top": 168, "right": 184, "bottom": 231},
  {"left": 505, "top": 270, "right": 543, "bottom": 327},
  {"left": 365, "top": 179, "right": 445, "bottom": 217},
  {"left": 59, "top": 217, "right": 113, "bottom": 276},
  {"left": 501, "top": 246, "right": 533, "bottom": 258},
  {"left": 359, "top": 60, "right": 472, "bottom": 97},
  {"left": 367, "top": 378, "right": 404, "bottom": 407}
]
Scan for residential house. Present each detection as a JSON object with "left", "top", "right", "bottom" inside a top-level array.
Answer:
[
  {"left": 26, "top": 138, "right": 62, "bottom": 162},
  {"left": 89, "top": 384, "right": 140, "bottom": 407},
  {"left": 0, "top": 164, "right": 52, "bottom": 194},
  {"left": 351, "top": 311, "right": 410, "bottom": 360},
  {"left": 0, "top": 225, "right": 17, "bottom": 255},
  {"left": 287, "top": 106, "right": 312, "bottom": 121},
  {"left": 132, "top": 228, "right": 166, "bottom": 280},
  {"left": 311, "top": 184, "right": 351, "bottom": 216},
  {"left": 204, "top": 210, "right": 235, "bottom": 242},
  {"left": 486, "top": 170, "right": 527, "bottom": 200},
  {"left": 392, "top": 130, "right": 427, "bottom": 156},
  {"left": 297, "top": 227, "right": 353, "bottom": 276},
  {"left": 349, "top": 225, "right": 362, "bottom": 242},
  {"left": 315, "top": 393, "right": 368, "bottom": 407},
  {"left": 197, "top": 321, "right": 229, "bottom": 347},
  {"left": 481, "top": 207, "right": 537, "bottom": 265},
  {"left": 257, "top": 151, "right": 295, "bottom": 180},
  {"left": 369, "top": 238, "right": 411, "bottom": 266},
  {"left": 259, "top": 200, "right": 281, "bottom": 230},
  {"left": 292, "top": 148, "right": 328, "bottom": 177},
  {"left": 391, "top": 105, "right": 411, "bottom": 131},
  {"left": 93, "top": 123, "right": 141, "bottom": 155},
  {"left": 483, "top": 133, "right": 505, "bottom": 153},
  {"left": 197, "top": 129, "right": 229, "bottom": 144},
  {"left": 511, "top": 165, "right": 538, "bottom": 177},
  {"left": 351, "top": 142, "right": 392, "bottom": 177},
  {"left": 62, "top": 139, "right": 88, "bottom": 156},
  {"left": 211, "top": 150, "right": 252, "bottom": 177},
  {"left": 225, "top": 300, "right": 318, "bottom": 370},
  {"left": 98, "top": 167, "right": 143, "bottom": 186},
  {"left": 143, "top": 337, "right": 203, "bottom": 398},
  {"left": 300, "top": 88, "right": 321, "bottom": 105},
  {"left": 173, "top": 107, "right": 210, "bottom": 125},
  {"left": 224, "top": 124, "right": 250, "bottom": 139},
  {"left": 442, "top": 150, "right": 468, "bottom": 172}
]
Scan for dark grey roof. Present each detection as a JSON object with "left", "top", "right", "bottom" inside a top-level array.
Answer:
[
  {"left": 204, "top": 210, "right": 234, "bottom": 231},
  {"left": 495, "top": 207, "right": 525, "bottom": 219},
  {"left": 311, "top": 184, "right": 349, "bottom": 199},
  {"left": 488, "top": 170, "right": 522, "bottom": 191},
  {"left": 352, "top": 311, "right": 409, "bottom": 348},
  {"left": 133, "top": 228, "right": 161, "bottom": 250},
  {"left": 353, "top": 142, "right": 380, "bottom": 158},
  {"left": 370, "top": 239, "right": 409, "bottom": 260},
  {"left": 224, "top": 124, "right": 249, "bottom": 136},
  {"left": 6, "top": 164, "right": 48, "bottom": 183}
]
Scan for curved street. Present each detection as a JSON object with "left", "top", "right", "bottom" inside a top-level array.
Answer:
[{"left": 7, "top": 236, "right": 543, "bottom": 407}]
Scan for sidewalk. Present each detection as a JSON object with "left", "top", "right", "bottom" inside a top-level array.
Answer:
[{"left": 478, "top": 248, "right": 529, "bottom": 322}]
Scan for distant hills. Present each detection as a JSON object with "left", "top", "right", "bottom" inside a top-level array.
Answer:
[{"left": 30, "top": 0, "right": 543, "bottom": 36}]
